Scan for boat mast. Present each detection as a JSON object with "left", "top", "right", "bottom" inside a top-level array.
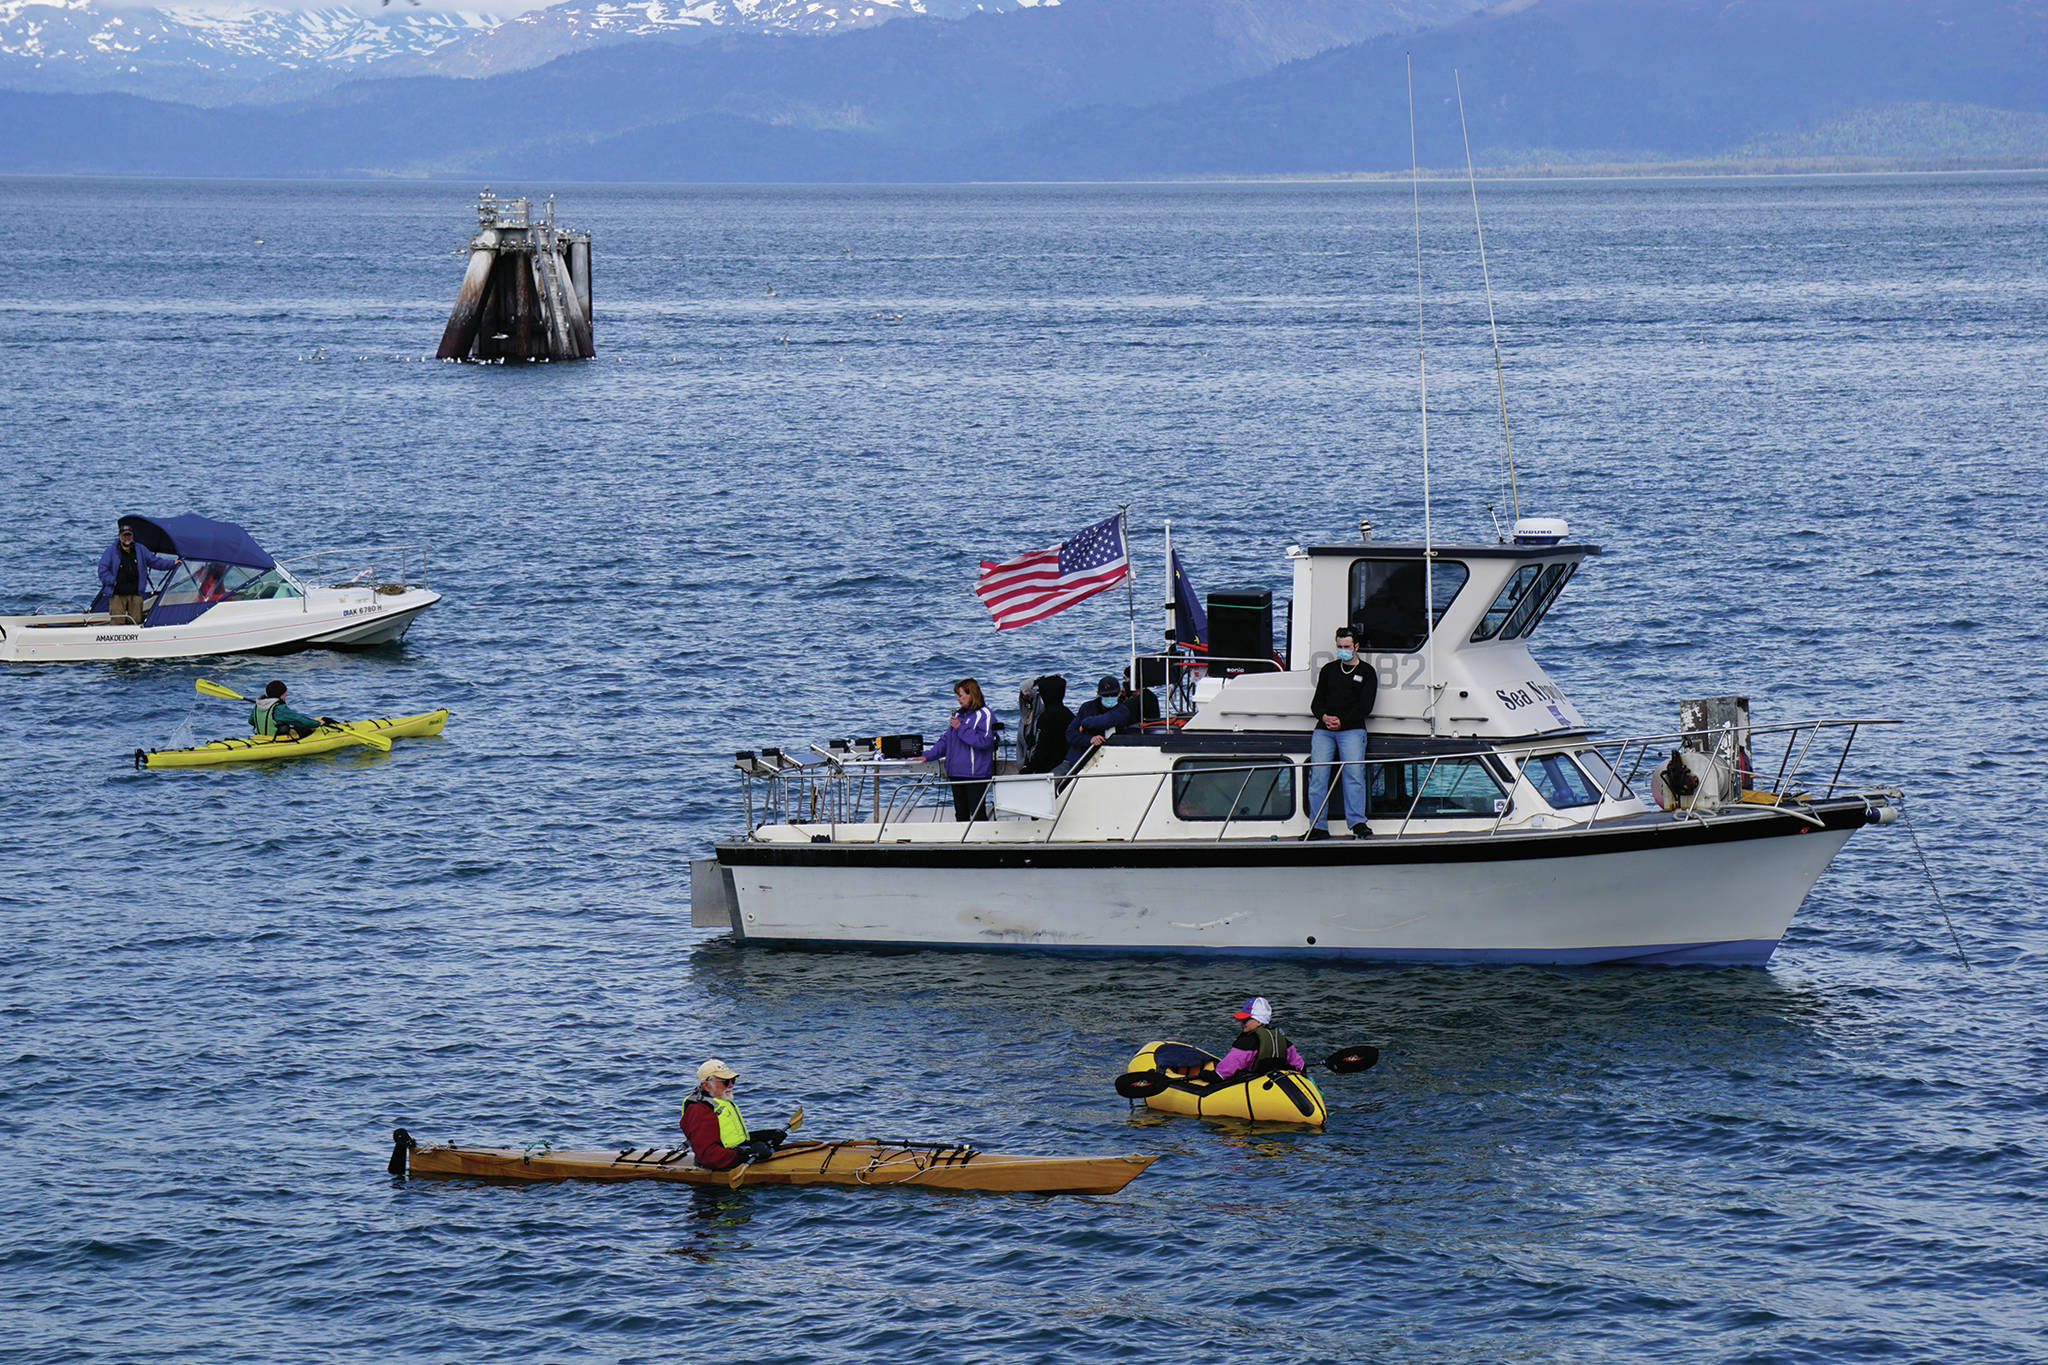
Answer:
[
  {"left": 1456, "top": 69, "right": 1520, "bottom": 527},
  {"left": 1407, "top": 55, "right": 1439, "bottom": 736}
]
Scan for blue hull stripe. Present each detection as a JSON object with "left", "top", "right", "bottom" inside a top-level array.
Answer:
[{"left": 727, "top": 936, "right": 1783, "bottom": 968}]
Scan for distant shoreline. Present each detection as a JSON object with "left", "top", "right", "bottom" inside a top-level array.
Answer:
[
  {"left": 3, "top": 159, "right": 2046, "bottom": 187},
  {"left": 1167, "top": 155, "right": 2048, "bottom": 185}
]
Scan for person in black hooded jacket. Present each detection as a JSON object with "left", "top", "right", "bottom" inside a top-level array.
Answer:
[{"left": 1020, "top": 675, "right": 1076, "bottom": 774}]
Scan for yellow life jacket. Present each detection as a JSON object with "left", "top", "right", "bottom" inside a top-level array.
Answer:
[{"left": 683, "top": 1091, "right": 750, "bottom": 1148}]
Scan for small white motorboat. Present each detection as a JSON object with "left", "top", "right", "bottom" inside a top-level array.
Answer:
[{"left": 0, "top": 515, "right": 441, "bottom": 663}]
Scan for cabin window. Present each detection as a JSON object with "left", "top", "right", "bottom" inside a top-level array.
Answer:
[
  {"left": 1470, "top": 564, "right": 1542, "bottom": 642},
  {"left": 1522, "top": 752, "right": 1602, "bottom": 808},
  {"left": 1172, "top": 757, "right": 1295, "bottom": 822},
  {"left": 1347, "top": 559, "right": 1470, "bottom": 653},
  {"left": 1574, "top": 748, "right": 1634, "bottom": 800},
  {"left": 1502, "top": 562, "right": 1575, "bottom": 640},
  {"left": 1368, "top": 756, "right": 1507, "bottom": 819}
]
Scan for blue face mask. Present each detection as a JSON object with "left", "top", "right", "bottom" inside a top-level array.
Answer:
[
  {"left": 1099, "top": 693, "right": 1120, "bottom": 706},
  {"left": 1337, "top": 647, "right": 1357, "bottom": 661}
]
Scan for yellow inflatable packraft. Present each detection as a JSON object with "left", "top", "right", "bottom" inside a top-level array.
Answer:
[{"left": 1123, "top": 1040, "right": 1327, "bottom": 1125}]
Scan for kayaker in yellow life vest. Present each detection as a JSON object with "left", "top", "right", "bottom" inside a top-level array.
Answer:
[{"left": 679, "top": 1058, "right": 788, "bottom": 1170}]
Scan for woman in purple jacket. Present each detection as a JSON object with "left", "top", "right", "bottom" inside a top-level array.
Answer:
[{"left": 924, "top": 677, "right": 996, "bottom": 823}]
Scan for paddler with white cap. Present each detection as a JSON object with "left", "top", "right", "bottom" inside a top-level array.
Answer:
[
  {"left": 1212, "top": 996, "right": 1307, "bottom": 1082},
  {"left": 680, "top": 1058, "right": 788, "bottom": 1170}
]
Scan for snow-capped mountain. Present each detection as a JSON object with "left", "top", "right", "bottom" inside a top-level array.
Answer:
[
  {"left": 0, "top": 0, "right": 507, "bottom": 99},
  {"left": 0, "top": 0, "right": 1039, "bottom": 100},
  {"left": 384, "top": 0, "right": 1047, "bottom": 78}
]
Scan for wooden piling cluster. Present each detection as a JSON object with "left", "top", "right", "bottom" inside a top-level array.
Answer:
[{"left": 436, "top": 189, "right": 593, "bottom": 363}]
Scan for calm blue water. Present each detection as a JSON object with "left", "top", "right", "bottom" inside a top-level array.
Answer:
[{"left": 2, "top": 174, "right": 2045, "bottom": 1363}]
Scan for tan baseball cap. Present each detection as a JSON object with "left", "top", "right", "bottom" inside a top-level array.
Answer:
[{"left": 696, "top": 1059, "right": 738, "bottom": 1084}]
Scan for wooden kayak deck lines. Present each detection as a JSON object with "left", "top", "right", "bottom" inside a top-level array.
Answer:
[{"left": 400, "top": 1136, "right": 1157, "bottom": 1195}]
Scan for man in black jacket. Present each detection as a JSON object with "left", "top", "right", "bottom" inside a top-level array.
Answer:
[
  {"left": 1020, "top": 675, "right": 1076, "bottom": 775},
  {"left": 1306, "top": 625, "right": 1377, "bottom": 839}
]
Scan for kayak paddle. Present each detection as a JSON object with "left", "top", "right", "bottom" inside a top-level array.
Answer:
[
  {"left": 1114, "top": 1045, "right": 1380, "bottom": 1099},
  {"left": 193, "top": 678, "right": 393, "bottom": 752}
]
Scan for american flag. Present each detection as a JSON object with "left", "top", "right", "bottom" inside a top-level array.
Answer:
[{"left": 974, "top": 513, "right": 1130, "bottom": 630}]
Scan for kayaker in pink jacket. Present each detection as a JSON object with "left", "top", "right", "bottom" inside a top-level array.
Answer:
[{"left": 1213, "top": 995, "right": 1307, "bottom": 1081}]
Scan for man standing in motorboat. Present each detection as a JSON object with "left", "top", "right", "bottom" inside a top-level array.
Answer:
[
  {"left": 249, "top": 681, "right": 326, "bottom": 740},
  {"left": 1307, "top": 624, "right": 1377, "bottom": 839},
  {"left": 680, "top": 1059, "right": 787, "bottom": 1170},
  {"left": 1061, "top": 676, "right": 1135, "bottom": 770},
  {"left": 97, "top": 522, "right": 176, "bottom": 627},
  {"left": 1213, "top": 996, "right": 1307, "bottom": 1081}
]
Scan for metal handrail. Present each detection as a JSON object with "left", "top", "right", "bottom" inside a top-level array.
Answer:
[
  {"left": 733, "top": 717, "right": 1898, "bottom": 846},
  {"left": 277, "top": 543, "right": 431, "bottom": 592}
]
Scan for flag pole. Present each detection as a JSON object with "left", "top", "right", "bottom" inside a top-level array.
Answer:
[{"left": 1164, "top": 518, "right": 1176, "bottom": 648}]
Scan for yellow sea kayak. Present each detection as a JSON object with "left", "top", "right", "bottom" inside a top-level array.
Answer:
[
  {"left": 137, "top": 709, "right": 449, "bottom": 769},
  {"left": 394, "top": 1130, "right": 1157, "bottom": 1196},
  {"left": 1122, "top": 1040, "right": 1329, "bottom": 1125}
]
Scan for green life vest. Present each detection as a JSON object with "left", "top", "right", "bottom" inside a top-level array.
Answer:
[
  {"left": 684, "top": 1091, "right": 750, "bottom": 1148},
  {"left": 1247, "top": 1023, "right": 1294, "bottom": 1073},
  {"left": 249, "top": 701, "right": 278, "bottom": 737}
]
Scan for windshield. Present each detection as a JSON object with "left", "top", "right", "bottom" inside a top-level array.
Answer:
[{"left": 153, "top": 561, "right": 303, "bottom": 613}]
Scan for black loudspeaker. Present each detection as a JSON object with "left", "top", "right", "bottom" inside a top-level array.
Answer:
[
  {"left": 1206, "top": 590, "right": 1276, "bottom": 677},
  {"left": 1135, "top": 655, "right": 1167, "bottom": 689}
]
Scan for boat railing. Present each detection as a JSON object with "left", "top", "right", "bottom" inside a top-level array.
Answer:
[
  {"left": 279, "top": 544, "right": 431, "bottom": 602},
  {"left": 731, "top": 716, "right": 1898, "bottom": 843}
]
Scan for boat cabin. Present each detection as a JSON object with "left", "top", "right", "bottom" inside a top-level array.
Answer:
[{"left": 1183, "top": 528, "right": 1599, "bottom": 742}]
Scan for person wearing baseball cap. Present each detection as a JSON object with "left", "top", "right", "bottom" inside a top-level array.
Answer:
[
  {"left": 97, "top": 521, "right": 176, "bottom": 627},
  {"left": 679, "top": 1058, "right": 787, "bottom": 1170},
  {"left": 1213, "top": 996, "right": 1306, "bottom": 1082}
]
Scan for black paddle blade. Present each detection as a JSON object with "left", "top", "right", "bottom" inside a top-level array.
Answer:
[
  {"left": 1323, "top": 1046, "right": 1380, "bottom": 1074},
  {"left": 1114, "top": 1069, "right": 1171, "bottom": 1099}
]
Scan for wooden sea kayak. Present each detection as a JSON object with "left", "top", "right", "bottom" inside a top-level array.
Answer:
[
  {"left": 392, "top": 1129, "right": 1157, "bottom": 1196},
  {"left": 138, "top": 709, "right": 449, "bottom": 769}
]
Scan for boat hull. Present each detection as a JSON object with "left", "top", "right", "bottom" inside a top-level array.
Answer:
[
  {"left": 714, "top": 801, "right": 1875, "bottom": 966},
  {"left": 141, "top": 710, "right": 448, "bottom": 768},
  {"left": 0, "top": 588, "right": 439, "bottom": 662},
  {"left": 1126, "top": 1042, "right": 1328, "bottom": 1124},
  {"left": 404, "top": 1140, "right": 1157, "bottom": 1195}
]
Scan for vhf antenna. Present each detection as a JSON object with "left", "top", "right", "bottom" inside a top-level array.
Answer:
[{"left": 1456, "top": 69, "right": 1520, "bottom": 528}]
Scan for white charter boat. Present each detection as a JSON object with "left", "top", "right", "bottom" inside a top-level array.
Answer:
[
  {"left": 695, "top": 522, "right": 1901, "bottom": 967},
  {"left": 0, "top": 515, "right": 440, "bottom": 663}
]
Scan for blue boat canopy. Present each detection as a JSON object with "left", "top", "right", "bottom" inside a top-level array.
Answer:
[
  {"left": 119, "top": 514, "right": 276, "bottom": 570},
  {"left": 92, "top": 515, "right": 299, "bottom": 627}
]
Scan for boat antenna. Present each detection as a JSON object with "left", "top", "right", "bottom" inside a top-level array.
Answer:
[
  {"left": 1121, "top": 504, "right": 1138, "bottom": 709},
  {"left": 1408, "top": 55, "right": 1439, "bottom": 736},
  {"left": 1456, "top": 69, "right": 1520, "bottom": 529}
]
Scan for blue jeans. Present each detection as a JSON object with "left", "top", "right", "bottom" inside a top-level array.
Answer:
[{"left": 1307, "top": 727, "right": 1370, "bottom": 830}]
